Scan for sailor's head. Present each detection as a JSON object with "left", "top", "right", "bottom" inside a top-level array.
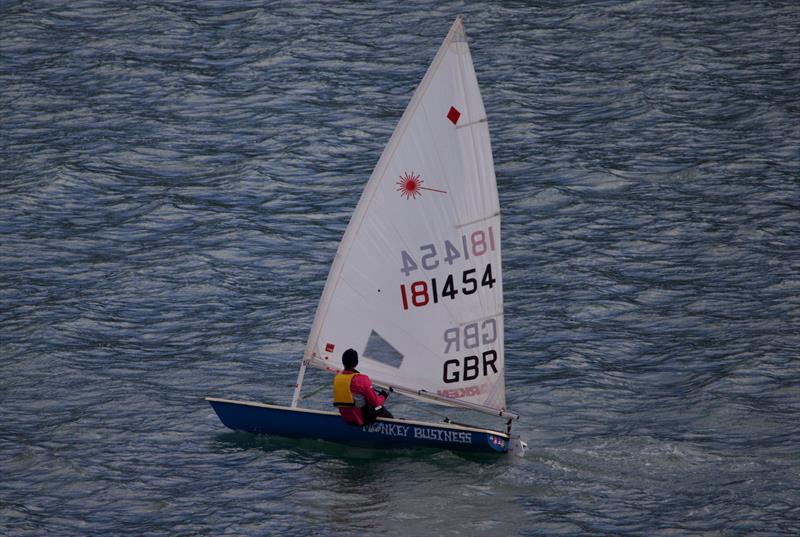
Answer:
[{"left": 342, "top": 348, "right": 359, "bottom": 370}]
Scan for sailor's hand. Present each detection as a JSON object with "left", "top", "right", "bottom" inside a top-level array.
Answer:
[{"left": 376, "top": 388, "right": 389, "bottom": 399}]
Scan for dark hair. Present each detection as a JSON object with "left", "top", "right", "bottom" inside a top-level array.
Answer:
[{"left": 342, "top": 348, "right": 358, "bottom": 369}]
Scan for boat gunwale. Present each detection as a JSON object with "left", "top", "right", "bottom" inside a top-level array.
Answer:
[{"left": 205, "top": 396, "right": 510, "bottom": 438}]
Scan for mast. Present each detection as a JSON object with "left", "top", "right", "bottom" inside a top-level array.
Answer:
[
  {"left": 290, "top": 360, "right": 307, "bottom": 408},
  {"left": 293, "top": 16, "right": 468, "bottom": 405}
]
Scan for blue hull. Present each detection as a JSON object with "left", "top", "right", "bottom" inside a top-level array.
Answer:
[{"left": 206, "top": 397, "right": 510, "bottom": 454}]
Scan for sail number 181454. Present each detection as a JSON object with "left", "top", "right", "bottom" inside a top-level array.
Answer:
[
  {"left": 399, "top": 264, "right": 496, "bottom": 310},
  {"left": 400, "top": 227, "right": 496, "bottom": 277}
]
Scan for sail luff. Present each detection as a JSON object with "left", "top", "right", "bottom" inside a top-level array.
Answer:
[{"left": 302, "top": 16, "right": 467, "bottom": 365}]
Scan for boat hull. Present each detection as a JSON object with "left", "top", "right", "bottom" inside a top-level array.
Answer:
[{"left": 206, "top": 397, "right": 510, "bottom": 454}]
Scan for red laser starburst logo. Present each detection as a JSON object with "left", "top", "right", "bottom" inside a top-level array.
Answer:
[{"left": 396, "top": 171, "right": 447, "bottom": 200}]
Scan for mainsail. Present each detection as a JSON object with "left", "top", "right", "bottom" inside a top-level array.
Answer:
[{"left": 296, "top": 16, "right": 510, "bottom": 418}]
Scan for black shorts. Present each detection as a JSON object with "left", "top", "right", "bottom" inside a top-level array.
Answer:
[{"left": 361, "top": 406, "right": 394, "bottom": 426}]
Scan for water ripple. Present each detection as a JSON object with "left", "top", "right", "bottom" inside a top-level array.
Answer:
[{"left": 2, "top": 1, "right": 799, "bottom": 536}]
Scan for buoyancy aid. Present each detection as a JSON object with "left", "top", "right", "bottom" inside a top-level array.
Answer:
[{"left": 333, "top": 371, "right": 362, "bottom": 407}]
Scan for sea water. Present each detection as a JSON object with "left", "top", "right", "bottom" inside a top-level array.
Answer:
[{"left": 2, "top": 1, "right": 799, "bottom": 535}]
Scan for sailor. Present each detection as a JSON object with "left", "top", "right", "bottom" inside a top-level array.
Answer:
[{"left": 333, "top": 348, "right": 393, "bottom": 426}]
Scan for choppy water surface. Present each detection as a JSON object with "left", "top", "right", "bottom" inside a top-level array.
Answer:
[{"left": 2, "top": 1, "right": 799, "bottom": 535}]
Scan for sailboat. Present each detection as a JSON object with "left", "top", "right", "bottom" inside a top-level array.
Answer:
[{"left": 207, "top": 16, "right": 527, "bottom": 456}]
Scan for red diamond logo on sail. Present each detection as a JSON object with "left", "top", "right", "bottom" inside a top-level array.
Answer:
[
  {"left": 447, "top": 106, "right": 461, "bottom": 125},
  {"left": 325, "top": 343, "right": 335, "bottom": 353}
]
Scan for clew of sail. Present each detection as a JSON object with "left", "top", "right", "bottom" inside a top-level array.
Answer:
[{"left": 302, "top": 16, "right": 512, "bottom": 418}]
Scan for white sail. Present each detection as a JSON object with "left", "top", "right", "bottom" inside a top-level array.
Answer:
[{"left": 302, "top": 17, "right": 508, "bottom": 416}]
